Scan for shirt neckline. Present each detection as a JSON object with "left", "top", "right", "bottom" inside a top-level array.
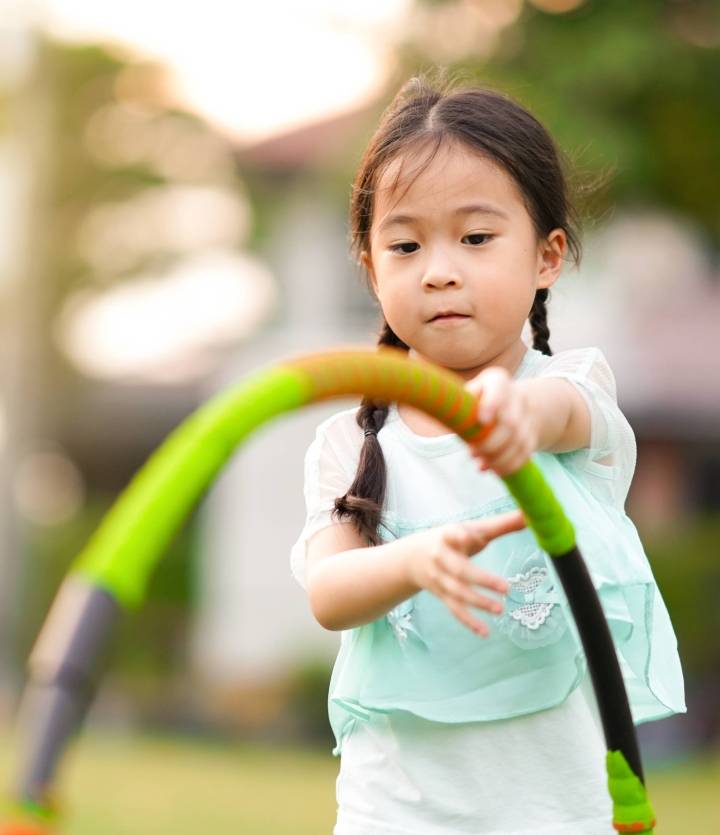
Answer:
[{"left": 384, "top": 346, "right": 539, "bottom": 456}]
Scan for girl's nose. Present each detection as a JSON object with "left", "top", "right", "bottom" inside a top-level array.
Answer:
[
  {"left": 420, "top": 245, "right": 464, "bottom": 289},
  {"left": 421, "top": 265, "right": 463, "bottom": 289}
]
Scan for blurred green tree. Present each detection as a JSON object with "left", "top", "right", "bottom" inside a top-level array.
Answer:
[{"left": 398, "top": 0, "right": 720, "bottom": 245}]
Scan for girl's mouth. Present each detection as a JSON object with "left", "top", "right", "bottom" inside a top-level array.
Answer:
[{"left": 430, "top": 314, "right": 471, "bottom": 323}]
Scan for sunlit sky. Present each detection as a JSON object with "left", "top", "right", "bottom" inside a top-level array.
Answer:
[
  {"left": 1, "top": 0, "right": 417, "bottom": 384},
  {"left": 38, "top": 0, "right": 411, "bottom": 142},
  {"left": 0, "top": 0, "right": 602, "bottom": 388}
]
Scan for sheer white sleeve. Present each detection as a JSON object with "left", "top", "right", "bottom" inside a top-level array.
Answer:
[
  {"left": 537, "top": 347, "right": 637, "bottom": 509},
  {"left": 290, "top": 410, "right": 363, "bottom": 589}
]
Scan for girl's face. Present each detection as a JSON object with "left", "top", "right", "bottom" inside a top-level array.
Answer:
[{"left": 362, "top": 141, "right": 567, "bottom": 379}]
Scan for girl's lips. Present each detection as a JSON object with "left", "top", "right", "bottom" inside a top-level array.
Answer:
[{"left": 429, "top": 314, "right": 471, "bottom": 323}]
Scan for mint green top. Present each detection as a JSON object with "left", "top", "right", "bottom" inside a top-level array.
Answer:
[{"left": 291, "top": 346, "right": 686, "bottom": 763}]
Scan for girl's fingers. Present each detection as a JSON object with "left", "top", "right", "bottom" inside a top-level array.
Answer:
[
  {"left": 472, "top": 410, "right": 529, "bottom": 465},
  {"left": 445, "top": 598, "right": 490, "bottom": 637},
  {"left": 473, "top": 368, "right": 511, "bottom": 424},
  {"left": 440, "top": 525, "right": 467, "bottom": 553},
  {"left": 483, "top": 442, "right": 533, "bottom": 476},
  {"left": 466, "top": 565, "right": 510, "bottom": 595},
  {"left": 464, "top": 510, "right": 526, "bottom": 544},
  {"left": 437, "top": 546, "right": 510, "bottom": 595},
  {"left": 474, "top": 420, "right": 513, "bottom": 457},
  {"left": 438, "top": 574, "right": 504, "bottom": 615}
]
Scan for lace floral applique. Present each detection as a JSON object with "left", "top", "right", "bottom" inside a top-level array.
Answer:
[
  {"left": 380, "top": 522, "right": 425, "bottom": 647},
  {"left": 498, "top": 557, "right": 567, "bottom": 649},
  {"left": 387, "top": 598, "right": 420, "bottom": 644}
]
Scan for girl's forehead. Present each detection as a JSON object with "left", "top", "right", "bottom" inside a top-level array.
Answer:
[{"left": 373, "top": 142, "right": 524, "bottom": 218}]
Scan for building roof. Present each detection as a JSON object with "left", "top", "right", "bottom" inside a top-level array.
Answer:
[{"left": 234, "top": 101, "right": 376, "bottom": 171}]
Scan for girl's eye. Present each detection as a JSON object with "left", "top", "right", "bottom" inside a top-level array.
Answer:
[
  {"left": 388, "top": 234, "right": 492, "bottom": 254},
  {"left": 389, "top": 242, "right": 419, "bottom": 254},
  {"left": 463, "top": 233, "right": 492, "bottom": 245}
]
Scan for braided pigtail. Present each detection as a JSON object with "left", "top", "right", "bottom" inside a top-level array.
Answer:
[
  {"left": 529, "top": 288, "right": 552, "bottom": 356},
  {"left": 332, "top": 321, "right": 410, "bottom": 546}
]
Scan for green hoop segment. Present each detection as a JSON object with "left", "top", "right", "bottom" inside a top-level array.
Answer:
[{"left": 74, "top": 347, "right": 576, "bottom": 609}]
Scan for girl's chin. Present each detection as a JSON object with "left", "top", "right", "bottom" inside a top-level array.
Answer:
[{"left": 412, "top": 347, "right": 486, "bottom": 373}]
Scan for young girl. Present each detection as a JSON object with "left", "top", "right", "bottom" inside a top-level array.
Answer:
[{"left": 290, "top": 75, "right": 685, "bottom": 835}]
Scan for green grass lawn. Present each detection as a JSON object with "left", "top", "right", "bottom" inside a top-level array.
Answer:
[
  {"left": 2, "top": 729, "right": 719, "bottom": 833},
  {"left": 1, "top": 731, "right": 338, "bottom": 835}
]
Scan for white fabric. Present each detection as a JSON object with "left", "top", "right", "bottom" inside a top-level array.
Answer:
[
  {"left": 290, "top": 345, "right": 632, "bottom": 833},
  {"left": 537, "top": 346, "right": 637, "bottom": 507},
  {"left": 335, "top": 675, "right": 613, "bottom": 835}
]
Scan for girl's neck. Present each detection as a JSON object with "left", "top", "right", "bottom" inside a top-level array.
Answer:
[{"left": 398, "top": 340, "right": 529, "bottom": 437}]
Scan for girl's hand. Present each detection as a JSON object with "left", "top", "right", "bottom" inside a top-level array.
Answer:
[
  {"left": 405, "top": 510, "right": 525, "bottom": 636},
  {"left": 466, "top": 367, "right": 540, "bottom": 476}
]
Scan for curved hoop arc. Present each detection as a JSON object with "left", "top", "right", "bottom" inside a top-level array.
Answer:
[{"left": 2, "top": 347, "right": 655, "bottom": 834}]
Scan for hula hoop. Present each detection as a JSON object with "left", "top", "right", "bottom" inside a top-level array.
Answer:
[{"left": 1, "top": 347, "right": 655, "bottom": 834}]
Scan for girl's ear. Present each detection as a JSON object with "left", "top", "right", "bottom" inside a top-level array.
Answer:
[
  {"left": 360, "top": 250, "right": 378, "bottom": 294},
  {"left": 536, "top": 228, "right": 566, "bottom": 290}
]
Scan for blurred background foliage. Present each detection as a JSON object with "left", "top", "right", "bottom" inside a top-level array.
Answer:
[{"left": 405, "top": 0, "right": 720, "bottom": 245}]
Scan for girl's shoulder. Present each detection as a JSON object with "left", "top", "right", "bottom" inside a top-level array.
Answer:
[
  {"left": 309, "top": 405, "right": 364, "bottom": 470},
  {"left": 313, "top": 404, "right": 362, "bottom": 440},
  {"left": 520, "top": 344, "right": 617, "bottom": 394}
]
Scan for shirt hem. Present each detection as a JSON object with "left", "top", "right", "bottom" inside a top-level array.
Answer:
[{"left": 335, "top": 809, "right": 616, "bottom": 835}]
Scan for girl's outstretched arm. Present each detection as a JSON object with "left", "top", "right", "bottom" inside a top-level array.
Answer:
[
  {"left": 518, "top": 377, "right": 591, "bottom": 452},
  {"left": 306, "top": 511, "right": 524, "bottom": 634}
]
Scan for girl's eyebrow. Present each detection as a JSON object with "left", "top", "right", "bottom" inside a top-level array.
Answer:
[{"left": 377, "top": 202, "right": 510, "bottom": 233}]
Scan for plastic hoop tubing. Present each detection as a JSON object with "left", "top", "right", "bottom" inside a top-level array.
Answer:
[
  {"left": 72, "top": 346, "right": 575, "bottom": 606},
  {"left": 4, "top": 346, "right": 655, "bottom": 834}
]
